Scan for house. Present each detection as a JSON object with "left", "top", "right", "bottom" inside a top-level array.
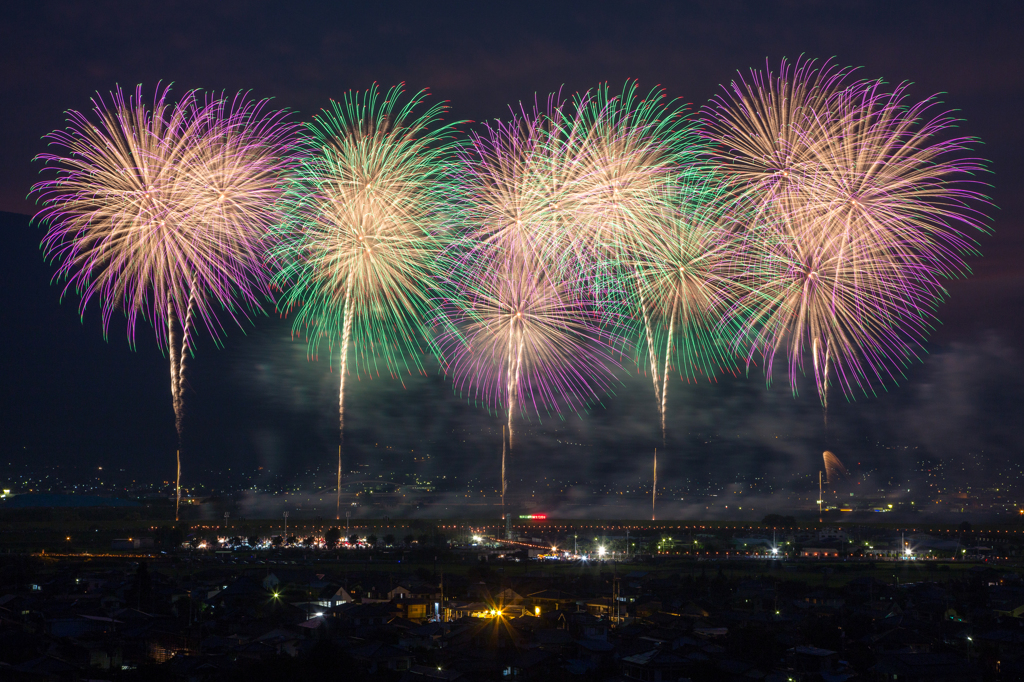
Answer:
[
  {"left": 621, "top": 648, "right": 690, "bottom": 681},
  {"left": 349, "top": 641, "right": 414, "bottom": 673},
  {"left": 533, "top": 628, "right": 574, "bottom": 654},
  {"left": 48, "top": 614, "right": 122, "bottom": 638},
  {"left": 580, "top": 597, "right": 615, "bottom": 618},
  {"left": 800, "top": 547, "right": 842, "bottom": 558},
  {"left": 574, "top": 637, "right": 614, "bottom": 672},
  {"left": 399, "top": 622, "right": 448, "bottom": 651},
  {"left": 526, "top": 589, "right": 576, "bottom": 613},
  {"left": 873, "top": 652, "right": 983, "bottom": 681},
  {"left": 313, "top": 584, "right": 355, "bottom": 607},
  {"left": 400, "top": 664, "right": 462, "bottom": 681},
  {"left": 558, "top": 610, "right": 608, "bottom": 641},
  {"left": 786, "top": 646, "right": 839, "bottom": 675},
  {"left": 395, "top": 597, "right": 434, "bottom": 622},
  {"left": 333, "top": 602, "right": 400, "bottom": 626}
]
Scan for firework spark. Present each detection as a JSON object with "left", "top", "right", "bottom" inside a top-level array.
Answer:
[
  {"left": 823, "top": 450, "right": 847, "bottom": 485},
  {"left": 32, "top": 84, "right": 295, "bottom": 519},
  {"left": 704, "top": 58, "right": 990, "bottom": 408},
  {"left": 273, "top": 84, "right": 459, "bottom": 519}
]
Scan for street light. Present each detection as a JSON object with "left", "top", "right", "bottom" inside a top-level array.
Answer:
[{"left": 283, "top": 511, "right": 289, "bottom": 539}]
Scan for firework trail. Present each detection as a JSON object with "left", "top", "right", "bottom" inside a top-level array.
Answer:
[
  {"left": 652, "top": 448, "right": 657, "bottom": 521},
  {"left": 704, "top": 58, "right": 990, "bottom": 411},
  {"left": 273, "top": 84, "right": 460, "bottom": 520},
  {"left": 32, "top": 85, "right": 295, "bottom": 520}
]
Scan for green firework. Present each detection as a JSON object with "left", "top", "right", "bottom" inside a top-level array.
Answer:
[{"left": 272, "top": 84, "right": 461, "bottom": 441}]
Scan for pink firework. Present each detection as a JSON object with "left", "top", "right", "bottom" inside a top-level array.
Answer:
[{"left": 32, "top": 84, "right": 297, "bottom": 518}]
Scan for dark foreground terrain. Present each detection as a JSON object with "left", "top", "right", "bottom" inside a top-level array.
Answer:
[{"left": 2, "top": 515, "right": 1023, "bottom": 681}]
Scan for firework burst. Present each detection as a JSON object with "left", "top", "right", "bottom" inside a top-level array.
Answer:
[
  {"left": 822, "top": 450, "right": 848, "bottom": 485},
  {"left": 555, "top": 82, "right": 706, "bottom": 519},
  {"left": 273, "top": 84, "right": 460, "bottom": 518},
  {"left": 437, "top": 249, "right": 620, "bottom": 508},
  {"left": 32, "top": 84, "right": 295, "bottom": 519},
  {"left": 627, "top": 177, "right": 744, "bottom": 439},
  {"left": 704, "top": 58, "right": 990, "bottom": 408}
]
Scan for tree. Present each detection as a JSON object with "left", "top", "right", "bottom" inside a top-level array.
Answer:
[
  {"left": 248, "top": 535, "right": 260, "bottom": 547},
  {"left": 303, "top": 536, "right": 314, "bottom": 547},
  {"left": 156, "top": 525, "right": 185, "bottom": 549},
  {"left": 272, "top": 536, "right": 283, "bottom": 547},
  {"left": 383, "top": 534, "right": 396, "bottom": 547},
  {"left": 367, "top": 534, "right": 378, "bottom": 547},
  {"left": 348, "top": 535, "right": 359, "bottom": 546},
  {"left": 134, "top": 561, "right": 152, "bottom": 611},
  {"left": 762, "top": 514, "right": 796, "bottom": 527},
  {"left": 324, "top": 528, "right": 342, "bottom": 549},
  {"left": 404, "top": 534, "right": 415, "bottom": 546}
]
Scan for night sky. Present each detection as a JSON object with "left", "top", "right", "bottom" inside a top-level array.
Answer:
[{"left": 1, "top": 2, "right": 1022, "bottom": 509}]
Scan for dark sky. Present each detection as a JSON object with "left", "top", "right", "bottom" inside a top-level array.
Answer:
[{"left": 1, "top": 1, "right": 1022, "bottom": 504}]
